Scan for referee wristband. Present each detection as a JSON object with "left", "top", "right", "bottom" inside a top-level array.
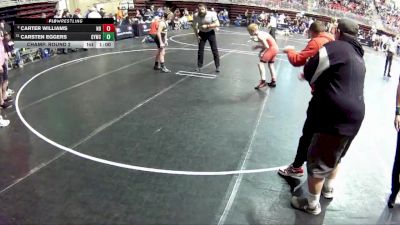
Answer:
[{"left": 396, "top": 106, "right": 400, "bottom": 115}]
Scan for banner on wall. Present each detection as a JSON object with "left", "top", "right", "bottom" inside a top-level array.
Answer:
[
  {"left": 131, "top": 22, "right": 151, "bottom": 38},
  {"left": 115, "top": 25, "right": 133, "bottom": 40},
  {"left": 115, "top": 22, "right": 152, "bottom": 40},
  {"left": 119, "top": 0, "right": 134, "bottom": 10}
]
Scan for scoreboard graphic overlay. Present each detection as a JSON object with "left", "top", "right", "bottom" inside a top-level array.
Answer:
[{"left": 14, "top": 18, "right": 115, "bottom": 49}]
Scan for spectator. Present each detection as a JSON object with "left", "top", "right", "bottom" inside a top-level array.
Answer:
[
  {"left": 99, "top": 8, "right": 106, "bottom": 18},
  {"left": 87, "top": 7, "right": 102, "bottom": 19},
  {"left": 251, "top": 10, "right": 257, "bottom": 23},
  {"left": 117, "top": 7, "right": 124, "bottom": 21},
  {"left": 53, "top": 10, "right": 62, "bottom": 18},
  {"left": 187, "top": 12, "right": 194, "bottom": 23},
  {"left": 259, "top": 11, "right": 267, "bottom": 27},
  {"left": 234, "top": 14, "right": 244, "bottom": 26},
  {"left": 268, "top": 13, "right": 277, "bottom": 39},
  {"left": 62, "top": 9, "right": 71, "bottom": 18},
  {"left": 134, "top": 9, "right": 142, "bottom": 20},
  {"left": 73, "top": 8, "right": 82, "bottom": 18},
  {"left": 149, "top": 5, "right": 155, "bottom": 17},
  {"left": 245, "top": 9, "right": 250, "bottom": 25}
]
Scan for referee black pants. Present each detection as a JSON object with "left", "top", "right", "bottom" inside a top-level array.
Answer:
[{"left": 198, "top": 30, "right": 220, "bottom": 68}]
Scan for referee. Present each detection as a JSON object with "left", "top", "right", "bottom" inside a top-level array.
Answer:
[{"left": 192, "top": 3, "right": 220, "bottom": 72}]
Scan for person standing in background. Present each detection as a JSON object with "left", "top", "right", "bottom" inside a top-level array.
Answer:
[
  {"left": 117, "top": 7, "right": 124, "bottom": 22},
  {"left": 268, "top": 13, "right": 277, "bottom": 40},
  {"left": 99, "top": 8, "right": 106, "bottom": 18},
  {"left": 384, "top": 36, "right": 397, "bottom": 78},
  {"left": 87, "top": 7, "right": 101, "bottom": 18},
  {"left": 73, "top": 8, "right": 82, "bottom": 18}
]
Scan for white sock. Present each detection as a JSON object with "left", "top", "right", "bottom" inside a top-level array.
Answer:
[
  {"left": 307, "top": 193, "right": 320, "bottom": 208},
  {"left": 324, "top": 178, "right": 335, "bottom": 190},
  {"left": 261, "top": 71, "right": 266, "bottom": 80},
  {"left": 258, "top": 63, "right": 266, "bottom": 80}
]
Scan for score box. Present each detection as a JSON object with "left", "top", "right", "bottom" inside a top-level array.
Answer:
[
  {"left": 102, "top": 24, "right": 115, "bottom": 32},
  {"left": 102, "top": 32, "right": 115, "bottom": 41}
]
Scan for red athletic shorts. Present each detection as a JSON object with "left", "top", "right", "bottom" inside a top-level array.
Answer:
[{"left": 259, "top": 48, "right": 278, "bottom": 63}]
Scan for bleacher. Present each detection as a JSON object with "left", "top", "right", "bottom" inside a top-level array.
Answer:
[
  {"left": 0, "top": 0, "right": 392, "bottom": 69},
  {"left": 0, "top": 0, "right": 57, "bottom": 21},
  {"left": 136, "top": 0, "right": 400, "bottom": 37},
  {"left": 145, "top": 0, "right": 289, "bottom": 22},
  {"left": 0, "top": 0, "right": 58, "bottom": 68},
  {"left": 0, "top": 0, "right": 56, "bottom": 8},
  {"left": 0, "top": 0, "right": 18, "bottom": 8},
  {"left": 138, "top": 0, "right": 374, "bottom": 34}
]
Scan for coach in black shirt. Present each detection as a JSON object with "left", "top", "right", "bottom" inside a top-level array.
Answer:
[{"left": 291, "top": 18, "right": 366, "bottom": 215}]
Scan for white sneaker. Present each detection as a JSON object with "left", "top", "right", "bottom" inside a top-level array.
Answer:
[
  {"left": 291, "top": 196, "right": 321, "bottom": 215},
  {"left": 322, "top": 187, "right": 334, "bottom": 199},
  {"left": 6, "top": 89, "right": 15, "bottom": 96},
  {"left": 0, "top": 117, "right": 10, "bottom": 127}
]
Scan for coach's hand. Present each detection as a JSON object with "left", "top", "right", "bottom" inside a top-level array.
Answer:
[
  {"left": 395, "top": 115, "right": 400, "bottom": 132},
  {"left": 298, "top": 72, "right": 305, "bottom": 81},
  {"left": 283, "top": 45, "right": 295, "bottom": 53}
]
